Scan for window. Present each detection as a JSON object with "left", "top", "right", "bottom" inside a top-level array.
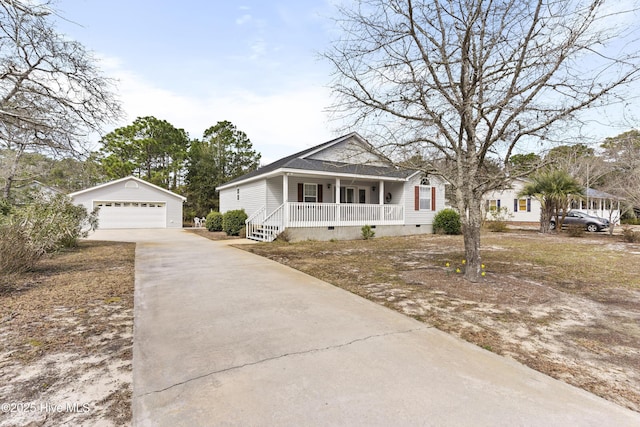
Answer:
[
  {"left": 304, "top": 183, "right": 317, "bottom": 202},
  {"left": 518, "top": 199, "right": 527, "bottom": 212},
  {"left": 415, "top": 185, "right": 436, "bottom": 211},
  {"left": 419, "top": 185, "right": 431, "bottom": 210},
  {"left": 513, "top": 198, "right": 531, "bottom": 212},
  {"left": 487, "top": 199, "right": 500, "bottom": 211}
]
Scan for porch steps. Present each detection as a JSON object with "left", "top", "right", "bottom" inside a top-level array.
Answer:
[{"left": 247, "top": 225, "right": 281, "bottom": 242}]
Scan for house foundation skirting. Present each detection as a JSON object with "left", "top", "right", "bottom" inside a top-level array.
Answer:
[{"left": 283, "top": 224, "right": 433, "bottom": 242}]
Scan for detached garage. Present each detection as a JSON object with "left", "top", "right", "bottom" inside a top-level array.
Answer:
[{"left": 70, "top": 176, "right": 186, "bottom": 229}]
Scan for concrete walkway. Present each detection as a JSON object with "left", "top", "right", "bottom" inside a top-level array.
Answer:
[{"left": 89, "top": 229, "right": 640, "bottom": 426}]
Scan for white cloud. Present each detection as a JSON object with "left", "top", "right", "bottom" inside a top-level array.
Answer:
[
  {"left": 99, "top": 55, "right": 337, "bottom": 164},
  {"left": 249, "top": 37, "right": 267, "bottom": 59},
  {"left": 236, "top": 14, "right": 252, "bottom": 25}
]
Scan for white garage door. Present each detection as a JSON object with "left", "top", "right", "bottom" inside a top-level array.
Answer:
[{"left": 94, "top": 201, "right": 166, "bottom": 229}]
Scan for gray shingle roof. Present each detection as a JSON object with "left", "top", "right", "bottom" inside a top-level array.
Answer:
[
  {"left": 586, "top": 187, "right": 621, "bottom": 200},
  {"left": 219, "top": 133, "right": 415, "bottom": 187}
]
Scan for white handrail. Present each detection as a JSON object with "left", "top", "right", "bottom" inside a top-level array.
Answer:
[
  {"left": 247, "top": 202, "right": 404, "bottom": 242},
  {"left": 286, "top": 202, "right": 403, "bottom": 227}
]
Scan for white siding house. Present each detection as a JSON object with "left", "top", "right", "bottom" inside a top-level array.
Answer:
[
  {"left": 483, "top": 178, "right": 621, "bottom": 225},
  {"left": 70, "top": 176, "right": 186, "bottom": 229},
  {"left": 217, "top": 133, "right": 447, "bottom": 241}
]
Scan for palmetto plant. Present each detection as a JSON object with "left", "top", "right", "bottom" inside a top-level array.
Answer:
[{"left": 520, "top": 169, "right": 584, "bottom": 233}]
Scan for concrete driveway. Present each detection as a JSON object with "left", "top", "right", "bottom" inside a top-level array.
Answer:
[{"left": 89, "top": 229, "right": 640, "bottom": 426}]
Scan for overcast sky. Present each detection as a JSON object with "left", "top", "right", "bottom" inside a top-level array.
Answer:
[
  {"left": 54, "top": 0, "right": 341, "bottom": 164},
  {"left": 53, "top": 0, "right": 639, "bottom": 164}
]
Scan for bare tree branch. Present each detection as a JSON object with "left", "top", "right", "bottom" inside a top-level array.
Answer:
[
  {"left": 324, "top": 0, "right": 640, "bottom": 282},
  {"left": 0, "top": 0, "right": 122, "bottom": 199}
]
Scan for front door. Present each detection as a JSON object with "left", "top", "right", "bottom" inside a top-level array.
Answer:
[
  {"left": 340, "top": 187, "right": 366, "bottom": 203},
  {"left": 358, "top": 188, "right": 366, "bottom": 204}
]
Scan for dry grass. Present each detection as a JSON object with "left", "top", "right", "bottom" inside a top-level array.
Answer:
[
  {"left": 185, "top": 228, "right": 242, "bottom": 241},
  {"left": 0, "top": 240, "right": 135, "bottom": 427},
  {"left": 242, "top": 230, "right": 640, "bottom": 412}
]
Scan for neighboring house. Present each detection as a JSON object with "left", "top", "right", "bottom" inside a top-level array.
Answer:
[
  {"left": 483, "top": 178, "right": 621, "bottom": 225},
  {"left": 70, "top": 176, "right": 186, "bottom": 229},
  {"left": 10, "top": 180, "right": 64, "bottom": 205},
  {"left": 19, "top": 180, "right": 64, "bottom": 198},
  {"left": 217, "top": 133, "right": 446, "bottom": 242}
]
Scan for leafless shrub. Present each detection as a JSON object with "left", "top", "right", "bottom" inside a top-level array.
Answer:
[{"left": 621, "top": 226, "right": 640, "bottom": 243}]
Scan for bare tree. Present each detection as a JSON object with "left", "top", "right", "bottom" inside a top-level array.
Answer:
[
  {"left": 325, "top": 0, "right": 640, "bottom": 281},
  {"left": 0, "top": 0, "right": 121, "bottom": 199},
  {"left": 600, "top": 130, "right": 640, "bottom": 218}
]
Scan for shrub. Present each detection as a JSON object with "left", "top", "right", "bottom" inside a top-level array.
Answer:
[
  {"left": 0, "top": 194, "right": 97, "bottom": 277},
  {"left": 0, "top": 222, "right": 42, "bottom": 275},
  {"left": 485, "top": 207, "right": 511, "bottom": 233},
  {"left": 621, "top": 226, "right": 640, "bottom": 243},
  {"left": 433, "top": 208, "right": 461, "bottom": 235},
  {"left": 361, "top": 224, "right": 375, "bottom": 240},
  {"left": 205, "top": 211, "right": 224, "bottom": 232},
  {"left": 222, "top": 209, "right": 248, "bottom": 236},
  {"left": 15, "top": 193, "right": 98, "bottom": 249},
  {"left": 566, "top": 224, "right": 584, "bottom": 237},
  {"left": 621, "top": 217, "right": 640, "bottom": 225},
  {"left": 486, "top": 221, "right": 509, "bottom": 232}
]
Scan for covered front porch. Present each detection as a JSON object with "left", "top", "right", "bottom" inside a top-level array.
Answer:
[
  {"left": 571, "top": 188, "right": 622, "bottom": 224},
  {"left": 247, "top": 173, "right": 406, "bottom": 242}
]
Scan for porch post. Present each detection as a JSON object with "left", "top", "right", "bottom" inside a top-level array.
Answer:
[
  {"left": 379, "top": 180, "right": 385, "bottom": 223},
  {"left": 283, "top": 174, "right": 289, "bottom": 226},
  {"left": 335, "top": 178, "right": 341, "bottom": 223}
]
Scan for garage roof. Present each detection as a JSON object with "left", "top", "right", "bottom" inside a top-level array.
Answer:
[{"left": 69, "top": 176, "right": 187, "bottom": 201}]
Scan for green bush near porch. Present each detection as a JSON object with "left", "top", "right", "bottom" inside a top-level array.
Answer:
[
  {"left": 222, "top": 209, "right": 248, "bottom": 236},
  {"left": 206, "top": 211, "right": 223, "bottom": 232}
]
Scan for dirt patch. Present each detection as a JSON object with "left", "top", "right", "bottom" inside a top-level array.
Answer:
[
  {"left": 242, "top": 231, "right": 640, "bottom": 412},
  {"left": 0, "top": 241, "right": 135, "bottom": 427},
  {"left": 185, "top": 228, "right": 242, "bottom": 241}
]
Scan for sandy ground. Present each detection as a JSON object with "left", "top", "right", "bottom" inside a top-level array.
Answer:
[{"left": 0, "top": 241, "right": 134, "bottom": 427}]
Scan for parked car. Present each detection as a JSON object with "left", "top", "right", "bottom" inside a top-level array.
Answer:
[{"left": 550, "top": 211, "right": 609, "bottom": 232}]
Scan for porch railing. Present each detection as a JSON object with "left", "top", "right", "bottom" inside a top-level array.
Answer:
[
  {"left": 246, "top": 202, "right": 404, "bottom": 242},
  {"left": 245, "top": 206, "right": 267, "bottom": 240},
  {"left": 287, "top": 202, "right": 403, "bottom": 227}
]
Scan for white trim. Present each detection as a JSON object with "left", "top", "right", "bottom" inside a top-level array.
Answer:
[
  {"left": 217, "top": 167, "right": 409, "bottom": 191},
  {"left": 69, "top": 176, "right": 186, "bottom": 201}
]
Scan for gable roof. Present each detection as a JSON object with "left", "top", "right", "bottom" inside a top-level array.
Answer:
[
  {"left": 217, "top": 133, "right": 416, "bottom": 190},
  {"left": 69, "top": 176, "right": 187, "bottom": 201}
]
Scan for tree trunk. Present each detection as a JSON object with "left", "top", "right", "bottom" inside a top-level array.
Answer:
[
  {"left": 3, "top": 144, "right": 25, "bottom": 200},
  {"left": 461, "top": 199, "right": 483, "bottom": 282},
  {"left": 539, "top": 199, "right": 552, "bottom": 233}
]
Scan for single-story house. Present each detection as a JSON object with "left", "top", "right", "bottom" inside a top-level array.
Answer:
[
  {"left": 70, "top": 176, "right": 186, "bottom": 229},
  {"left": 483, "top": 178, "right": 621, "bottom": 225},
  {"left": 217, "top": 132, "right": 446, "bottom": 242}
]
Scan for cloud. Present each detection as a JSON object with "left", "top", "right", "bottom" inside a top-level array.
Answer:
[
  {"left": 236, "top": 14, "right": 252, "bottom": 25},
  {"left": 97, "top": 55, "right": 337, "bottom": 163},
  {"left": 249, "top": 37, "right": 267, "bottom": 59}
]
